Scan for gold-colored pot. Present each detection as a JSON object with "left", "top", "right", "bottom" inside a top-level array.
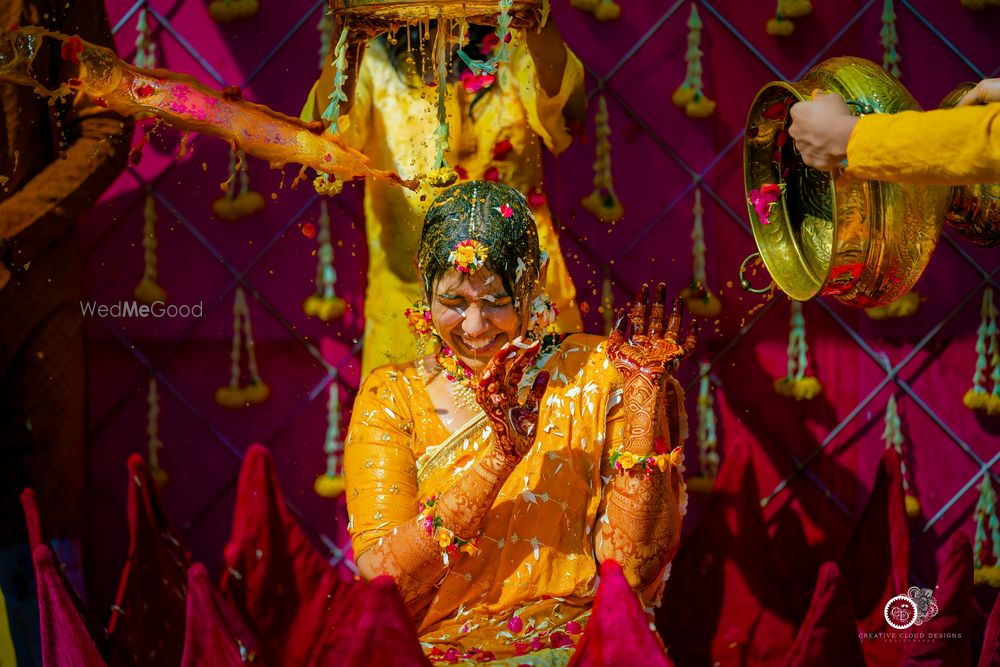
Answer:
[
  {"left": 940, "top": 83, "right": 1000, "bottom": 247},
  {"left": 743, "top": 57, "right": 949, "bottom": 307},
  {"left": 330, "top": 0, "right": 541, "bottom": 29}
]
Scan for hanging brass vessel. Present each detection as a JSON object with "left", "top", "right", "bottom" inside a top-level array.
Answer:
[
  {"left": 329, "top": 0, "right": 542, "bottom": 30},
  {"left": 743, "top": 57, "right": 949, "bottom": 307},
  {"left": 939, "top": 83, "right": 1000, "bottom": 248}
]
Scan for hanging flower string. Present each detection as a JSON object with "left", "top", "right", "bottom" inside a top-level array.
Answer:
[
  {"left": 134, "top": 194, "right": 167, "bottom": 305},
  {"left": 865, "top": 291, "right": 922, "bottom": 320},
  {"left": 881, "top": 0, "right": 901, "bottom": 78},
  {"left": 214, "top": 145, "right": 265, "bottom": 220},
  {"left": 215, "top": 286, "right": 270, "bottom": 408},
  {"left": 133, "top": 8, "right": 156, "bottom": 68},
  {"left": 766, "top": 0, "right": 811, "bottom": 36},
  {"left": 672, "top": 4, "right": 716, "bottom": 119},
  {"left": 314, "top": 377, "right": 346, "bottom": 498},
  {"left": 428, "top": 25, "right": 458, "bottom": 187},
  {"left": 581, "top": 95, "right": 624, "bottom": 223},
  {"left": 322, "top": 23, "right": 350, "bottom": 134},
  {"left": 974, "top": 474, "right": 1000, "bottom": 587},
  {"left": 147, "top": 377, "right": 169, "bottom": 488},
  {"left": 303, "top": 200, "right": 347, "bottom": 321},
  {"left": 208, "top": 0, "right": 260, "bottom": 23},
  {"left": 681, "top": 188, "right": 721, "bottom": 317},
  {"left": 883, "top": 395, "right": 920, "bottom": 517},
  {"left": 456, "top": 0, "right": 514, "bottom": 75},
  {"left": 774, "top": 301, "right": 822, "bottom": 400},
  {"left": 964, "top": 288, "right": 1000, "bottom": 415},
  {"left": 686, "top": 361, "right": 719, "bottom": 494}
]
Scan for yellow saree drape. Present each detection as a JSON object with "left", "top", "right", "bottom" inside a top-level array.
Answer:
[{"left": 344, "top": 334, "right": 688, "bottom": 663}]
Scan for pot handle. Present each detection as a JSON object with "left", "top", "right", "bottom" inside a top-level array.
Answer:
[
  {"left": 844, "top": 99, "right": 875, "bottom": 115},
  {"left": 739, "top": 252, "right": 774, "bottom": 294}
]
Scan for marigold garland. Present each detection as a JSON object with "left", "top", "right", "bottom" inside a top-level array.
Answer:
[
  {"left": 974, "top": 474, "right": 1000, "bottom": 587},
  {"left": 687, "top": 361, "right": 719, "bottom": 494},
  {"left": 215, "top": 286, "right": 271, "bottom": 409},
  {"left": 609, "top": 447, "right": 683, "bottom": 479},
  {"left": 881, "top": 0, "right": 901, "bottom": 78},
  {"left": 581, "top": 95, "right": 624, "bottom": 223},
  {"left": 303, "top": 200, "right": 347, "bottom": 321},
  {"left": 774, "top": 301, "right": 822, "bottom": 400},
  {"left": 146, "top": 378, "right": 169, "bottom": 488},
  {"left": 208, "top": 0, "right": 259, "bottom": 23},
  {"left": 964, "top": 288, "right": 1000, "bottom": 416},
  {"left": 883, "top": 396, "right": 919, "bottom": 517},
  {"left": 314, "top": 376, "right": 345, "bottom": 498},
  {"left": 681, "top": 189, "right": 721, "bottom": 317},
  {"left": 133, "top": 194, "right": 168, "bottom": 305},
  {"left": 865, "top": 290, "right": 922, "bottom": 320},
  {"left": 213, "top": 146, "right": 265, "bottom": 221},
  {"left": 672, "top": 4, "right": 716, "bottom": 119}
]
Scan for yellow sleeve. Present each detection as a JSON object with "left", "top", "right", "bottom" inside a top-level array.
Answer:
[
  {"left": 846, "top": 103, "right": 1000, "bottom": 185},
  {"left": 513, "top": 40, "right": 584, "bottom": 156},
  {"left": 343, "top": 367, "right": 419, "bottom": 557},
  {"left": 299, "top": 45, "right": 373, "bottom": 150}
]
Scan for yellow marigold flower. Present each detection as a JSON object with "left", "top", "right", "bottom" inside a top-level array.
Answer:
[
  {"left": 685, "top": 96, "right": 716, "bottom": 119},
  {"left": 656, "top": 456, "right": 670, "bottom": 473},
  {"left": 618, "top": 452, "right": 637, "bottom": 470},
  {"left": 975, "top": 565, "right": 1000, "bottom": 588},
  {"left": 766, "top": 17, "right": 795, "bottom": 36},
  {"left": 671, "top": 86, "right": 696, "bottom": 108},
  {"left": 437, "top": 530, "right": 454, "bottom": 548}
]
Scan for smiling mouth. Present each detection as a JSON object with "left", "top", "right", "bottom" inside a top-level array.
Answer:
[{"left": 460, "top": 334, "right": 502, "bottom": 354}]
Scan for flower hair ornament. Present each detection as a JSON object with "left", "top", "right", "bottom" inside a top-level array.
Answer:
[{"left": 449, "top": 239, "right": 489, "bottom": 274}]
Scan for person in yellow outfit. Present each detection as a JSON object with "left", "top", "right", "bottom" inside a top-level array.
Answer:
[
  {"left": 344, "top": 180, "right": 697, "bottom": 665},
  {"left": 302, "top": 19, "right": 586, "bottom": 375},
  {"left": 788, "top": 79, "right": 1000, "bottom": 184}
]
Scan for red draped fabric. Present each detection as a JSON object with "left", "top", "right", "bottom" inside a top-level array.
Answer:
[
  {"left": 219, "top": 443, "right": 366, "bottom": 666},
  {"left": 567, "top": 560, "right": 674, "bottom": 667},
  {"left": 105, "top": 454, "right": 190, "bottom": 667},
  {"left": 979, "top": 589, "right": 1000, "bottom": 667},
  {"left": 181, "top": 563, "right": 255, "bottom": 667},
  {"left": 781, "top": 562, "right": 864, "bottom": 667},
  {"left": 33, "top": 544, "right": 107, "bottom": 667},
  {"left": 658, "top": 439, "right": 798, "bottom": 665}
]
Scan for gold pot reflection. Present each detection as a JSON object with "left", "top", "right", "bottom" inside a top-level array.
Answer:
[
  {"left": 744, "top": 57, "right": 949, "bottom": 308},
  {"left": 939, "top": 83, "right": 1000, "bottom": 248}
]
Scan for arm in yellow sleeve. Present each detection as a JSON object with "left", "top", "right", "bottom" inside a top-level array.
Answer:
[
  {"left": 846, "top": 103, "right": 1000, "bottom": 185},
  {"left": 514, "top": 31, "right": 585, "bottom": 156},
  {"left": 300, "top": 42, "right": 373, "bottom": 150}
]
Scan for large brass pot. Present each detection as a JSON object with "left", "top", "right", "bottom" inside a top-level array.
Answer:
[
  {"left": 743, "top": 57, "right": 949, "bottom": 307},
  {"left": 940, "top": 83, "right": 1000, "bottom": 247},
  {"left": 330, "top": 0, "right": 541, "bottom": 29}
]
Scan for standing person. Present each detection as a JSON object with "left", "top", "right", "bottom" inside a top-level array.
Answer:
[
  {"left": 344, "top": 181, "right": 696, "bottom": 664},
  {"left": 0, "top": 1, "right": 133, "bottom": 664},
  {"left": 302, "top": 17, "right": 586, "bottom": 376}
]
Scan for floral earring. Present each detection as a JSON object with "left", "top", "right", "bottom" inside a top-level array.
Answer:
[{"left": 405, "top": 301, "right": 436, "bottom": 357}]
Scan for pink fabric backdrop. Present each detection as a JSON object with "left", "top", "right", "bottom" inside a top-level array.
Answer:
[{"left": 80, "top": 0, "right": 1000, "bottom": 638}]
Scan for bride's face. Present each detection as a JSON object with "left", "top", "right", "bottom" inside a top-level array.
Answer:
[{"left": 430, "top": 267, "right": 525, "bottom": 373}]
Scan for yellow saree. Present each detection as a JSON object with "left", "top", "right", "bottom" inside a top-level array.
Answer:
[{"left": 344, "top": 334, "right": 687, "bottom": 664}]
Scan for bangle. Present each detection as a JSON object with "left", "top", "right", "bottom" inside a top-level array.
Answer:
[
  {"left": 417, "top": 495, "right": 480, "bottom": 560},
  {"left": 609, "top": 447, "right": 683, "bottom": 478}
]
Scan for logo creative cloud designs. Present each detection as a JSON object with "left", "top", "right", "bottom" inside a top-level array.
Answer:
[{"left": 884, "top": 587, "right": 940, "bottom": 630}]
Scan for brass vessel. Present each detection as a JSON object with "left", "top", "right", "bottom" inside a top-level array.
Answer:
[
  {"left": 330, "top": 0, "right": 541, "bottom": 30},
  {"left": 743, "top": 57, "right": 948, "bottom": 307},
  {"left": 940, "top": 83, "right": 1000, "bottom": 247}
]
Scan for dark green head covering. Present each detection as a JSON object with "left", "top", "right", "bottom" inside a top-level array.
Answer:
[{"left": 418, "top": 180, "right": 541, "bottom": 309}]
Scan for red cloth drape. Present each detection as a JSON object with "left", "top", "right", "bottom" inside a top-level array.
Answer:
[
  {"left": 781, "top": 562, "right": 864, "bottom": 667},
  {"left": 181, "top": 563, "right": 255, "bottom": 667},
  {"left": 105, "top": 454, "right": 190, "bottom": 667},
  {"left": 658, "top": 439, "right": 798, "bottom": 666},
  {"left": 219, "top": 443, "right": 366, "bottom": 666},
  {"left": 567, "top": 560, "right": 674, "bottom": 667},
  {"left": 979, "top": 589, "right": 1000, "bottom": 667},
  {"left": 902, "top": 532, "right": 973, "bottom": 665},
  {"left": 33, "top": 544, "right": 107, "bottom": 667}
]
